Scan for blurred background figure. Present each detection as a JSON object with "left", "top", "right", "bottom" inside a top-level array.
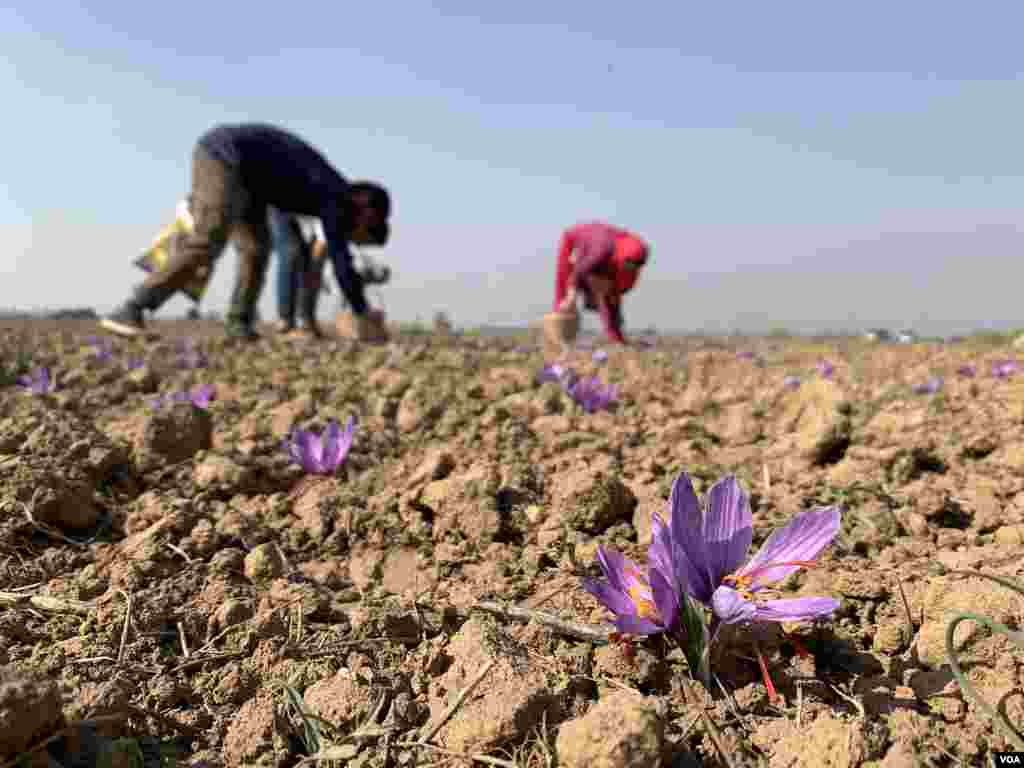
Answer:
[
  {"left": 270, "top": 207, "right": 329, "bottom": 338},
  {"left": 552, "top": 221, "right": 650, "bottom": 345}
]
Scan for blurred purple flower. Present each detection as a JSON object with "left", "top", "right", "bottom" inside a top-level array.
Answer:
[
  {"left": 287, "top": 416, "right": 356, "bottom": 475},
  {"left": 174, "top": 337, "right": 208, "bottom": 369},
  {"left": 85, "top": 335, "right": 114, "bottom": 361},
  {"left": 956, "top": 363, "right": 976, "bottom": 378},
  {"left": 126, "top": 358, "right": 145, "bottom": 370},
  {"left": 736, "top": 350, "right": 756, "bottom": 361},
  {"left": 912, "top": 375, "right": 943, "bottom": 395},
  {"left": 592, "top": 349, "right": 609, "bottom": 363},
  {"left": 633, "top": 337, "right": 655, "bottom": 349},
  {"left": 816, "top": 359, "right": 834, "bottom": 379},
  {"left": 537, "top": 363, "right": 577, "bottom": 388},
  {"left": 151, "top": 384, "right": 215, "bottom": 410},
  {"left": 568, "top": 375, "right": 618, "bottom": 413},
  {"left": 512, "top": 344, "right": 533, "bottom": 354},
  {"left": 17, "top": 367, "right": 57, "bottom": 394},
  {"left": 992, "top": 359, "right": 1019, "bottom": 379},
  {"left": 660, "top": 472, "right": 841, "bottom": 626},
  {"left": 783, "top": 375, "right": 801, "bottom": 390}
]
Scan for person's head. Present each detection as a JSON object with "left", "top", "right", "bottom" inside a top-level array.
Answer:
[
  {"left": 345, "top": 181, "right": 391, "bottom": 246},
  {"left": 613, "top": 235, "right": 648, "bottom": 295}
]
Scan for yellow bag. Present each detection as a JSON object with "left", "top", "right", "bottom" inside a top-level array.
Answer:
[{"left": 133, "top": 201, "right": 210, "bottom": 302}]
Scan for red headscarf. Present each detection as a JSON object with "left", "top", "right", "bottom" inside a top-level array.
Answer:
[{"left": 612, "top": 233, "right": 648, "bottom": 296}]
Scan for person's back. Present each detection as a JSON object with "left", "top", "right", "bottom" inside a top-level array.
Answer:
[{"left": 200, "top": 124, "right": 347, "bottom": 217}]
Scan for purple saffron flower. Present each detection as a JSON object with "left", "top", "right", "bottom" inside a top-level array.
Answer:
[
  {"left": 956, "top": 363, "right": 976, "bottom": 378},
  {"left": 126, "top": 358, "right": 145, "bottom": 370},
  {"left": 992, "top": 359, "right": 1019, "bottom": 379},
  {"left": 592, "top": 349, "right": 609, "bottom": 363},
  {"left": 17, "top": 367, "right": 57, "bottom": 394},
  {"left": 83, "top": 335, "right": 113, "bottom": 361},
  {"left": 816, "top": 359, "right": 834, "bottom": 379},
  {"left": 582, "top": 548, "right": 673, "bottom": 639},
  {"left": 537, "top": 363, "right": 577, "bottom": 388},
  {"left": 174, "top": 337, "right": 208, "bottom": 369},
  {"left": 660, "top": 472, "right": 841, "bottom": 625},
  {"left": 152, "top": 384, "right": 215, "bottom": 410},
  {"left": 783, "top": 375, "right": 801, "bottom": 390},
  {"left": 287, "top": 416, "right": 356, "bottom": 475},
  {"left": 568, "top": 375, "right": 618, "bottom": 413},
  {"left": 736, "top": 350, "right": 756, "bottom": 361},
  {"left": 633, "top": 337, "right": 655, "bottom": 349},
  {"left": 912, "top": 376, "right": 943, "bottom": 395}
]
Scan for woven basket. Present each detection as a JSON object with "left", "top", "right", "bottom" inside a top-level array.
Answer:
[
  {"left": 335, "top": 310, "right": 389, "bottom": 342},
  {"left": 542, "top": 311, "right": 579, "bottom": 358}
]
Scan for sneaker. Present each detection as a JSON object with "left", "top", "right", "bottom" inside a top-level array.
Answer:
[
  {"left": 225, "top": 322, "right": 261, "bottom": 341},
  {"left": 274, "top": 320, "right": 295, "bottom": 334},
  {"left": 100, "top": 301, "right": 145, "bottom": 337}
]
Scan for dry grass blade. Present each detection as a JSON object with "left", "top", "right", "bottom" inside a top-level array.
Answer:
[
  {"left": 473, "top": 600, "right": 612, "bottom": 642},
  {"left": 0, "top": 591, "right": 93, "bottom": 615},
  {"left": 117, "top": 589, "right": 132, "bottom": 664}
]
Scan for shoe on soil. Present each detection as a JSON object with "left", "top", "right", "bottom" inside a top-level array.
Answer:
[
  {"left": 100, "top": 301, "right": 145, "bottom": 337},
  {"left": 274, "top": 320, "right": 295, "bottom": 334}
]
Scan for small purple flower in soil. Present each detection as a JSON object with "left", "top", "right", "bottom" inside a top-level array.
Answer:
[
  {"left": 815, "top": 359, "right": 834, "bottom": 379},
  {"left": 592, "top": 349, "right": 609, "bottom": 363},
  {"left": 85, "top": 335, "right": 114, "bottom": 361},
  {"left": 659, "top": 471, "right": 841, "bottom": 626},
  {"left": 736, "top": 350, "right": 756, "bottom": 361},
  {"left": 287, "top": 416, "right": 356, "bottom": 475},
  {"left": 151, "top": 384, "right": 215, "bottom": 410},
  {"left": 783, "top": 375, "right": 801, "bottom": 390},
  {"left": 991, "top": 359, "right": 1019, "bottom": 379},
  {"left": 537, "top": 363, "right": 577, "bottom": 388},
  {"left": 174, "top": 337, "right": 208, "bottom": 369},
  {"left": 17, "top": 367, "right": 57, "bottom": 394},
  {"left": 633, "top": 337, "right": 655, "bottom": 349},
  {"left": 911, "top": 376, "right": 943, "bottom": 395},
  {"left": 568, "top": 375, "right": 618, "bottom": 413},
  {"left": 956, "top": 364, "right": 976, "bottom": 378}
]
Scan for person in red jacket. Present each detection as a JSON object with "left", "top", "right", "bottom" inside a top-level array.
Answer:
[{"left": 553, "top": 222, "right": 649, "bottom": 344}]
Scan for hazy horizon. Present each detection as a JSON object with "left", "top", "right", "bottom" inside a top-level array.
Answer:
[{"left": 4, "top": 3, "right": 1024, "bottom": 338}]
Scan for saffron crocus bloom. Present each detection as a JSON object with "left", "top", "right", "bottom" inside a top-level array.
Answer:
[
  {"left": 736, "top": 350, "right": 756, "bottom": 361},
  {"left": 174, "top": 337, "right": 208, "bottom": 369},
  {"left": 912, "top": 376, "right": 943, "bottom": 395},
  {"left": 85, "top": 336, "right": 113, "bottom": 361},
  {"left": 17, "top": 367, "right": 57, "bottom": 394},
  {"left": 783, "top": 375, "right": 801, "bottom": 390},
  {"left": 152, "top": 384, "right": 215, "bottom": 410},
  {"left": 956, "top": 364, "right": 976, "bottom": 378},
  {"left": 816, "top": 359, "right": 834, "bottom": 379},
  {"left": 568, "top": 375, "right": 618, "bottom": 413},
  {"left": 582, "top": 510, "right": 710, "bottom": 680},
  {"left": 992, "top": 359, "right": 1019, "bottom": 379},
  {"left": 287, "top": 416, "right": 356, "bottom": 475},
  {"left": 593, "top": 349, "right": 609, "bottom": 363},
  {"left": 536, "top": 363, "right": 577, "bottom": 388},
  {"left": 661, "top": 472, "right": 841, "bottom": 625}
]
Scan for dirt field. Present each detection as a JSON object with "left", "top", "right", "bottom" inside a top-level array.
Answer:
[{"left": 0, "top": 319, "right": 1022, "bottom": 767}]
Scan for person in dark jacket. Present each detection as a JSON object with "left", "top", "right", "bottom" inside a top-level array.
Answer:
[
  {"left": 269, "top": 208, "right": 328, "bottom": 337},
  {"left": 101, "top": 123, "right": 391, "bottom": 340}
]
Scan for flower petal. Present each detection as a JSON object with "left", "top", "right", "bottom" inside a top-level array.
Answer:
[
  {"left": 320, "top": 420, "right": 343, "bottom": 472},
  {"left": 648, "top": 563, "right": 680, "bottom": 633},
  {"left": 739, "top": 506, "right": 841, "bottom": 585},
  {"left": 611, "top": 615, "right": 665, "bottom": 637},
  {"left": 668, "top": 472, "right": 714, "bottom": 603},
  {"left": 704, "top": 475, "right": 753, "bottom": 586},
  {"left": 581, "top": 576, "right": 635, "bottom": 618},
  {"left": 710, "top": 586, "right": 757, "bottom": 624},
  {"left": 752, "top": 596, "right": 841, "bottom": 623},
  {"left": 299, "top": 430, "right": 324, "bottom": 474}
]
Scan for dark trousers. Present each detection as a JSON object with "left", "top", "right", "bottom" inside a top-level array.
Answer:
[
  {"left": 139, "top": 145, "right": 270, "bottom": 325},
  {"left": 269, "top": 208, "right": 325, "bottom": 325}
]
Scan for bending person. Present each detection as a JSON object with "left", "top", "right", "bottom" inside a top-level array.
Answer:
[
  {"left": 553, "top": 221, "right": 649, "bottom": 345},
  {"left": 102, "top": 123, "right": 391, "bottom": 341}
]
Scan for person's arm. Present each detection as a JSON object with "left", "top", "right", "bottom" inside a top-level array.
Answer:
[
  {"left": 321, "top": 203, "right": 368, "bottom": 315},
  {"left": 554, "top": 229, "right": 577, "bottom": 311},
  {"left": 597, "top": 295, "right": 626, "bottom": 344}
]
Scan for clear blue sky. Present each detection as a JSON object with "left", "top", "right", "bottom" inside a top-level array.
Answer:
[{"left": 3, "top": 2, "right": 1024, "bottom": 335}]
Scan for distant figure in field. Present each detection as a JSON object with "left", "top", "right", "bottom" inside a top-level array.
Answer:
[
  {"left": 101, "top": 123, "right": 391, "bottom": 341},
  {"left": 269, "top": 208, "right": 329, "bottom": 338},
  {"left": 553, "top": 222, "right": 649, "bottom": 345}
]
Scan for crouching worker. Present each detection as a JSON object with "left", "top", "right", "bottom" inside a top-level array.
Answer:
[
  {"left": 270, "top": 208, "right": 329, "bottom": 337},
  {"left": 553, "top": 221, "right": 649, "bottom": 345},
  {"left": 101, "top": 123, "right": 391, "bottom": 340}
]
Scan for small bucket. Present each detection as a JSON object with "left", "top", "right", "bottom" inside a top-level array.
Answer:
[
  {"left": 335, "top": 309, "right": 390, "bottom": 343},
  {"left": 542, "top": 311, "right": 579, "bottom": 359}
]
